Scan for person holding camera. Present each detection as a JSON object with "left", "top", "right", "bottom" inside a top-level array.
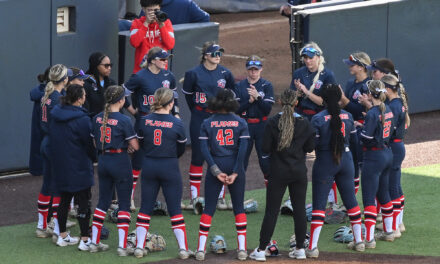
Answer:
[{"left": 130, "top": 0, "right": 175, "bottom": 74}]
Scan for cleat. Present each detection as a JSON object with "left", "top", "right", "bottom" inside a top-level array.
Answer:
[
  {"left": 52, "top": 234, "right": 58, "bottom": 244},
  {"left": 365, "top": 239, "right": 376, "bottom": 249},
  {"left": 237, "top": 250, "right": 248, "bottom": 261},
  {"left": 375, "top": 223, "right": 384, "bottom": 231},
  {"left": 306, "top": 247, "right": 319, "bottom": 258},
  {"left": 249, "top": 248, "right": 266, "bottom": 262},
  {"left": 347, "top": 241, "right": 365, "bottom": 252},
  {"left": 394, "top": 228, "right": 402, "bottom": 238},
  {"left": 78, "top": 239, "right": 91, "bottom": 251},
  {"left": 178, "top": 249, "right": 194, "bottom": 259},
  {"left": 36, "top": 228, "right": 51, "bottom": 238},
  {"left": 195, "top": 250, "right": 205, "bottom": 261},
  {"left": 399, "top": 222, "right": 406, "bottom": 232},
  {"left": 181, "top": 202, "right": 186, "bottom": 210},
  {"left": 117, "top": 247, "right": 133, "bottom": 256},
  {"left": 130, "top": 199, "right": 136, "bottom": 212},
  {"left": 56, "top": 234, "right": 79, "bottom": 247},
  {"left": 109, "top": 201, "right": 119, "bottom": 212},
  {"left": 134, "top": 247, "right": 146, "bottom": 258},
  {"left": 289, "top": 248, "right": 306, "bottom": 259},
  {"left": 217, "top": 198, "right": 228, "bottom": 210},
  {"left": 89, "top": 242, "right": 109, "bottom": 252},
  {"left": 376, "top": 231, "right": 394, "bottom": 242},
  {"left": 66, "top": 219, "right": 76, "bottom": 228}
]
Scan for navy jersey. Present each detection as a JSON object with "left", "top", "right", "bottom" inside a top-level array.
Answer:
[
  {"left": 311, "top": 110, "right": 357, "bottom": 151},
  {"left": 182, "top": 64, "right": 235, "bottom": 110},
  {"left": 199, "top": 113, "right": 250, "bottom": 157},
  {"left": 92, "top": 112, "right": 137, "bottom": 151},
  {"left": 290, "top": 66, "right": 337, "bottom": 113},
  {"left": 388, "top": 98, "right": 407, "bottom": 140},
  {"left": 137, "top": 113, "right": 187, "bottom": 158},
  {"left": 344, "top": 77, "right": 370, "bottom": 121},
  {"left": 360, "top": 105, "right": 395, "bottom": 148},
  {"left": 40, "top": 90, "right": 63, "bottom": 135},
  {"left": 236, "top": 78, "right": 275, "bottom": 118},
  {"left": 123, "top": 68, "right": 176, "bottom": 114}
]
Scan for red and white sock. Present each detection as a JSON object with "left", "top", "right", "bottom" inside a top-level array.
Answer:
[
  {"left": 347, "top": 206, "right": 363, "bottom": 243},
  {"left": 364, "top": 205, "right": 377, "bottom": 242},
  {"left": 375, "top": 198, "right": 381, "bottom": 215},
  {"left": 51, "top": 196, "right": 61, "bottom": 235},
  {"left": 171, "top": 214, "right": 188, "bottom": 250},
  {"left": 328, "top": 182, "right": 338, "bottom": 204},
  {"left": 399, "top": 195, "right": 405, "bottom": 225},
  {"left": 189, "top": 164, "right": 203, "bottom": 199},
  {"left": 92, "top": 208, "right": 106, "bottom": 244},
  {"left": 117, "top": 211, "right": 131, "bottom": 249},
  {"left": 354, "top": 176, "right": 360, "bottom": 195},
  {"left": 235, "top": 213, "right": 247, "bottom": 250},
  {"left": 309, "top": 210, "right": 325, "bottom": 250},
  {"left": 381, "top": 202, "right": 394, "bottom": 233},
  {"left": 197, "top": 214, "right": 212, "bottom": 252},
  {"left": 37, "top": 193, "right": 51, "bottom": 230},
  {"left": 136, "top": 213, "right": 150, "bottom": 249},
  {"left": 391, "top": 198, "right": 402, "bottom": 231},
  {"left": 131, "top": 170, "right": 141, "bottom": 201}
]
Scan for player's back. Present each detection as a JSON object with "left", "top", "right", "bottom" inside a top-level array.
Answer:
[
  {"left": 92, "top": 112, "right": 136, "bottom": 151},
  {"left": 361, "top": 105, "right": 394, "bottom": 148}
]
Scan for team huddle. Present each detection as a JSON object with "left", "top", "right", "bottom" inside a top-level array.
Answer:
[{"left": 31, "top": 37, "right": 409, "bottom": 261}]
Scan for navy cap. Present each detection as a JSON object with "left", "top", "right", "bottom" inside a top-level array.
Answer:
[
  {"left": 246, "top": 60, "right": 263, "bottom": 70},
  {"left": 343, "top": 58, "right": 356, "bottom": 66},
  {"left": 366, "top": 61, "right": 389, "bottom": 73},
  {"left": 205, "top": 44, "right": 225, "bottom": 54},
  {"left": 343, "top": 55, "right": 366, "bottom": 67},
  {"left": 301, "top": 47, "right": 321, "bottom": 58},
  {"left": 67, "top": 68, "right": 90, "bottom": 81},
  {"left": 152, "top": 49, "right": 173, "bottom": 60}
]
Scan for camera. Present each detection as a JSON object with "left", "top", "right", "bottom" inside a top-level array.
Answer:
[{"left": 154, "top": 9, "right": 168, "bottom": 23}]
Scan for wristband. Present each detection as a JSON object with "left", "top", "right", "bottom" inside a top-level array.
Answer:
[{"left": 210, "top": 164, "right": 222, "bottom": 177}]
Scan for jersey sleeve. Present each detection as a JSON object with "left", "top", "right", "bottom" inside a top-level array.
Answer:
[
  {"left": 310, "top": 115, "right": 321, "bottom": 144},
  {"left": 170, "top": 73, "right": 177, "bottom": 91},
  {"left": 290, "top": 69, "right": 301, "bottom": 90},
  {"left": 123, "top": 74, "right": 140, "bottom": 92},
  {"left": 122, "top": 117, "right": 137, "bottom": 140},
  {"left": 233, "top": 120, "right": 250, "bottom": 174},
  {"left": 199, "top": 121, "right": 216, "bottom": 169},
  {"left": 325, "top": 70, "right": 337, "bottom": 85},
  {"left": 175, "top": 120, "right": 187, "bottom": 144},
  {"left": 225, "top": 70, "right": 236, "bottom": 91},
  {"left": 263, "top": 82, "right": 275, "bottom": 103},
  {"left": 182, "top": 70, "right": 195, "bottom": 95},
  {"left": 360, "top": 110, "right": 378, "bottom": 144}
]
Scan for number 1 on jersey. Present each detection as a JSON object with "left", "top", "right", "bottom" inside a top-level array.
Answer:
[{"left": 100, "top": 126, "right": 111, "bottom": 143}]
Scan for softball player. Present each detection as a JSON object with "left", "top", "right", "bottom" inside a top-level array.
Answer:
[
  {"left": 339, "top": 52, "right": 372, "bottom": 196},
  {"left": 236, "top": 55, "right": 274, "bottom": 186},
  {"left": 382, "top": 74, "right": 410, "bottom": 237},
  {"left": 134, "top": 88, "right": 191, "bottom": 259},
  {"left": 307, "top": 84, "right": 364, "bottom": 258},
  {"left": 36, "top": 64, "right": 68, "bottom": 239},
  {"left": 123, "top": 47, "right": 177, "bottom": 210},
  {"left": 29, "top": 67, "right": 50, "bottom": 177},
  {"left": 360, "top": 80, "right": 395, "bottom": 248},
  {"left": 195, "top": 89, "right": 249, "bottom": 261},
  {"left": 90, "top": 85, "right": 139, "bottom": 255},
  {"left": 250, "top": 89, "right": 315, "bottom": 262},
  {"left": 182, "top": 41, "right": 235, "bottom": 208},
  {"left": 290, "top": 42, "right": 337, "bottom": 121}
]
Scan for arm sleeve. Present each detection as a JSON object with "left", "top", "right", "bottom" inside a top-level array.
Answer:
[
  {"left": 199, "top": 122, "right": 216, "bottom": 168},
  {"left": 262, "top": 121, "right": 274, "bottom": 154},
  {"left": 122, "top": 118, "right": 137, "bottom": 140},
  {"left": 129, "top": 20, "right": 148, "bottom": 48},
  {"left": 233, "top": 122, "right": 250, "bottom": 173},
  {"left": 159, "top": 20, "right": 175, "bottom": 50},
  {"left": 123, "top": 74, "right": 139, "bottom": 92},
  {"left": 182, "top": 71, "right": 195, "bottom": 110},
  {"left": 188, "top": 1, "right": 210, "bottom": 23}
]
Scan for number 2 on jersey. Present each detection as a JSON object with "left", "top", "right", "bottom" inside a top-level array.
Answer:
[
  {"left": 383, "top": 120, "right": 391, "bottom": 138},
  {"left": 341, "top": 122, "right": 346, "bottom": 137},
  {"left": 153, "top": 129, "right": 162, "bottom": 146},
  {"left": 100, "top": 126, "right": 111, "bottom": 143},
  {"left": 216, "top": 129, "right": 234, "bottom": 146}
]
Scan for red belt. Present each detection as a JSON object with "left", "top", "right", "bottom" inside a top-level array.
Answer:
[
  {"left": 393, "top": 139, "right": 402, "bottom": 143},
  {"left": 195, "top": 105, "right": 213, "bottom": 113},
  {"left": 297, "top": 107, "right": 317, "bottom": 115},
  {"left": 356, "top": 120, "right": 365, "bottom": 124},
  {"left": 104, "top": 149, "right": 124, "bottom": 153},
  {"left": 363, "top": 147, "right": 383, "bottom": 151},
  {"left": 246, "top": 116, "right": 267, "bottom": 124}
]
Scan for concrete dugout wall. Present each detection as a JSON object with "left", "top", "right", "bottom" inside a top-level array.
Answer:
[
  {"left": 0, "top": 0, "right": 118, "bottom": 172},
  {"left": 295, "top": 0, "right": 440, "bottom": 114}
]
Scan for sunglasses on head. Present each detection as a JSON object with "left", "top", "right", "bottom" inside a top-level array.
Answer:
[
  {"left": 209, "top": 51, "right": 223, "bottom": 58},
  {"left": 100, "top": 63, "right": 113, "bottom": 69},
  {"left": 349, "top": 54, "right": 365, "bottom": 67},
  {"left": 301, "top": 47, "right": 321, "bottom": 56},
  {"left": 246, "top": 60, "right": 262, "bottom": 67}
]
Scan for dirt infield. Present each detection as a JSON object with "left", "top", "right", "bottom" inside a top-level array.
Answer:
[{"left": 0, "top": 10, "right": 439, "bottom": 264}]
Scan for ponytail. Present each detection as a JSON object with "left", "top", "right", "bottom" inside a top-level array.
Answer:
[
  {"left": 101, "top": 85, "right": 126, "bottom": 151},
  {"left": 322, "top": 84, "right": 344, "bottom": 164},
  {"left": 367, "top": 80, "right": 387, "bottom": 127},
  {"left": 399, "top": 83, "right": 410, "bottom": 128},
  {"left": 41, "top": 64, "right": 67, "bottom": 107},
  {"left": 278, "top": 89, "right": 297, "bottom": 151}
]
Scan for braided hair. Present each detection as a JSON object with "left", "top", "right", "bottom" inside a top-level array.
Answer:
[
  {"left": 321, "top": 84, "right": 344, "bottom": 164},
  {"left": 278, "top": 89, "right": 298, "bottom": 151},
  {"left": 41, "top": 64, "right": 67, "bottom": 107},
  {"left": 381, "top": 74, "right": 410, "bottom": 128},
  {"left": 101, "top": 85, "right": 125, "bottom": 152},
  {"left": 367, "top": 80, "right": 387, "bottom": 127},
  {"left": 151, "top": 87, "right": 175, "bottom": 112}
]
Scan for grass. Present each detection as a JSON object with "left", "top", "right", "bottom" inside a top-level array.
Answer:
[{"left": 0, "top": 164, "right": 439, "bottom": 263}]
